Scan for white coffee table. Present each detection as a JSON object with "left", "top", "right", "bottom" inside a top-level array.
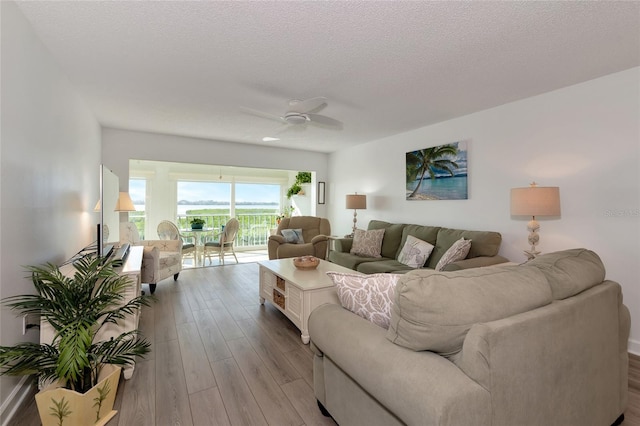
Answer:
[{"left": 258, "top": 258, "right": 359, "bottom": 344}]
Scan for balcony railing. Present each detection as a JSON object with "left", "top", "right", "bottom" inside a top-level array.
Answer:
[
  {"left": 178, "top": 213, "right": 279, "bottom": 248},
  {"left": 128, "top": 212, "right": 281, "bottom": 248}
]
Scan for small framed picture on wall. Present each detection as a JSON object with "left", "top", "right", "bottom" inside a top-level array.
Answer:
[{"left": 318, "top": 181, "right": 326, "bottom": 204}]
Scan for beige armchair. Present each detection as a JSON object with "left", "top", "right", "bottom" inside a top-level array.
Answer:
[
  {"left": 268, "top": 216, "right": 331, "bottom": 260},
  {"left": 119, "top": 222, "right": 182, "bottom": 294}
]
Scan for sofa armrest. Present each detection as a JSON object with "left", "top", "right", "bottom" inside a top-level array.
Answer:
[
  {"left": 442, "top": 255, "right": 510, "bottom": 271},
  {"left": 310, "top": 234, "right": 328, "bottom": 244},
  {"left": 333, "top": 238, "right": 353, "bottom": 253},
  {"left": 269, "top": 235, "right": 286, "bottom": 244},
  {"left": 268, "top": 235, "right": 285, "bottom": 259},
  {"left": 309, "top": 304, "right": 490, "bottom": 426},
  {"left": 141, "top": 239, "right": 182, "bottom": 253},
  {"left": 456, "top": 281, "right": 626, "bottom": 426}
]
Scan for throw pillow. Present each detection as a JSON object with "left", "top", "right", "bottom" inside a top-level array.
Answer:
[
  {"left": 397, "top": 235, "right": 434, "bottom": 268},
  {"left": 281, "top": 228, "right": 304, "bottom": 244},
  {"left": 435, "top": 238, "right": 471, "bottom": 271},
  {"left": 327, "top": 272, "right": 400, "bottom": 329},
  {"left": 350, "top": 228, "right": 385, "bottom": 258}
]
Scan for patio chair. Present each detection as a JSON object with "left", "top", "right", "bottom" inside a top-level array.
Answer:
[
  {"left": 157, "top": 220, "right": 197, "bottom": 266},
  {"left": 204, "top": 218, "right": 239, "bottom": 265},
  {"left": 119, "top": 222, "right": 182, "bottom": 293}
]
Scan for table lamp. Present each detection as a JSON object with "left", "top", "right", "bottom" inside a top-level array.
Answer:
[
  {"left": 114, "top": 192, "right": 136, "bottom": 212},
  {"left": 346, "top": 193, "right": 367, "bottom": 237},
  {"left": 510, "top": 182, "right": 560, "bottom": 259}
]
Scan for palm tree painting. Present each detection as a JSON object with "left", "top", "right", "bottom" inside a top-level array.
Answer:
[{"left": 406, "top": 141, "right": 468, "bottom": 200}]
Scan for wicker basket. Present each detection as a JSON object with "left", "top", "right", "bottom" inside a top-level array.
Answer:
[{"left": 293, "top": 256, "right": 320, "bottom": 270}]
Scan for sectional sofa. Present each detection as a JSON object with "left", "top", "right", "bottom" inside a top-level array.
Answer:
[
  {"left": 309, "top": 249, "right": 630, "bottom": 426},
  {"left": 328, "top": 220, "right": 508, "bottom": 273}
]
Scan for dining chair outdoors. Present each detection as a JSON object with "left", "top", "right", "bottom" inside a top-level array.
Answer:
[{"left": 204, "top": 218, "right": 239, "bottom": 265}]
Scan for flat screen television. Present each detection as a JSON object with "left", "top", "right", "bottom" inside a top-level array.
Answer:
[{"left": 98, "top": 164, "right": 120, "bottom": 258}]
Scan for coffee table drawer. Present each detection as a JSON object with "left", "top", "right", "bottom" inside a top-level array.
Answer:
[{"left": 273, "top": 288, "right": 286, "bottom": 310}]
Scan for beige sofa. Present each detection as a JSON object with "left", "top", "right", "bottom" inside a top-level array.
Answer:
[
  {"left": 328, "top": 220, "right": 508, "bottom": 274},
  {"left": 309, "top": 249, "right": 630, "bottom": 426},
  {"left": 268, "top": 216, "right": 331, "bottom": 260}
]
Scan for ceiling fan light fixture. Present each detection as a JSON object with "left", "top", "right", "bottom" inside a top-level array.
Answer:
[{"left": 284, "top": 113, "right": 308, "bottom": 125}]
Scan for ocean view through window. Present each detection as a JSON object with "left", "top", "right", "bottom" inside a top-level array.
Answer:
[{"left": 128, "top": 159, "right": 314, "bottom": 248}]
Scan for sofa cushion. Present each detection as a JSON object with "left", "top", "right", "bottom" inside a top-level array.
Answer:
[
  {"left": 327, "top": 272, "right": 400, "bottom": 329},
  {"left": 398, "top": 235, "right": 435, "bottom": 268},
  {"left": 386, "top": 265, "right": 552, "bottom": 356},
  {"left": 526, "top": 248, "right": 605, "bottom": 300},
  {"left": 435, "top": 238, "right": 471, "bottom": 271},
  {"left": 328, "top": 251, "right": 384, "bottom": 270},
  {"left": 427, "top": 228, "right": 502, "bottom": 269},
  {"left": 367, "top": 220, "right": 406, "bottom": 259},
  {"left": 357, "top": 259, "right": 414, "bottom": 274},
  {"left": 351, "top": 228, "right": 385, "bottom": 258}
]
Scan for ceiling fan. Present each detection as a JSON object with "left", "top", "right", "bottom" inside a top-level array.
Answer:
[{"left": 241, "top": 97, "right": 343, "bottom": 132}]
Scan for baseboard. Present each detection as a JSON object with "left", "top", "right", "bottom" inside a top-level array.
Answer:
[
  {"left": 629, "top": 339, "right": 640, "bottom": 356},
  {"left": 0, "top": 376, "right": 35, "bottom": 426}
]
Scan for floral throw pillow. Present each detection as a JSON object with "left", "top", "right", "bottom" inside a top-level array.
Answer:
[
  {"left": 435, "top": 238, "right": 472, "bottom": 271},
  {"left": 350, "top": 228, "right": 385, "bottom": 258},
  {"left": 281, "top": 228, "right": 304, "bottom": 244},
  {"left": 327, "top": 272, "right": 400, "bottom": 329},
  {"left": 398, "top": 235, "right": 434, "bottom": 268}
]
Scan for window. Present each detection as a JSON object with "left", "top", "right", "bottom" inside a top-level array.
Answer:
[
  {"left": 128, "top": 179, "right": 146, "bottom": 238},
  {"left": 177, "top": 181, "right": 231, "bottom": 230}
]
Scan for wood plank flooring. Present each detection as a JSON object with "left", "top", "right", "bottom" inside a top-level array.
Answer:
[{"left": 9, "top": 263, "right": 640, "bottom": 425}]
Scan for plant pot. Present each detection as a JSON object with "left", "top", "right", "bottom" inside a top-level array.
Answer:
[
  {"left": 35, "top": 365, "right": 121, "bottom": 426},
  {"left": 191, "top": 223, "right": 203, "bottom": 230}
]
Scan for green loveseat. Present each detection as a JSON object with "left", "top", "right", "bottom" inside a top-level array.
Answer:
[{"left": 328, "top": 220, "right": 508, "bottom": 273}]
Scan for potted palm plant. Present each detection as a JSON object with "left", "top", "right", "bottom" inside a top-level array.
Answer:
[{"left": 0, "top": 254, "right": 151, "bottom": 426}]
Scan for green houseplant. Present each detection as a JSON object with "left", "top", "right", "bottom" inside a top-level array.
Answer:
[
  {"left": 286, "top": 183, "right": 302, "bottom": 199},
  {"left": 190, "top": 217, "right": 205, "bottom": 230},
  {"left": 0, "top": 254, "right": 151, "bottom": 425},
  {"left": 286, "top": 171, "right": 312, "bottom": 199}
]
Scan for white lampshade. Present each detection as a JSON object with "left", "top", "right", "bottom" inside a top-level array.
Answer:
[
  {"left": 346, "top": 194, "right": 367, "bottom": 210},
  {"left": 510, "top": 184, "right": 560, "bottom": 217},
  {"left": 114, "top": 192, "right": 136, "bottom": 212}
]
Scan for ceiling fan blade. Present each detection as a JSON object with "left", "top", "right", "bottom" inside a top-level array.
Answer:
[
  {"left": 288, "top": 97, "right": 327, "bottom": 114},
  {"left": 239, "top": 106, "right": 286, "bottom": 123},
  {"left": 275, "top": 123, "right": 309, "bottom": 136},
  {"left": 307, "top": 113, "right": 344, "bottom": 129}
]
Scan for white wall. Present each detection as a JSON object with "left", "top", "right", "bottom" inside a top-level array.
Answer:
[
  {"left": 101, "top": 128, "right": 329, "bottom": 220},
  {"left": 0, "top": 2, "right": 101, "bottom": 420},
  {"left": 328, "top": 68, "right": 640, "bottom": 354}
]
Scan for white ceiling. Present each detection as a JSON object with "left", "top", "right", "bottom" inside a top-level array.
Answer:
[{"left": 15, "top": 1, "right": 640, "bottom": 153}]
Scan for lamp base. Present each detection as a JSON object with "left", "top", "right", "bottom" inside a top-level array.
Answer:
[
  {"left": 524, "top": 217, "right": 541, "bottom": 260},
  {"left": 351, "top": 210, "right": 358, "bottom": 235},
  {"left": 524, "top": 249, "right": 541, "bottom": 260}
]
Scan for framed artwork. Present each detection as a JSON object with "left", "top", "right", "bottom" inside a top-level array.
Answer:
[
  {"left": 406, "top": 141, "right": 468, "bottom": 200},
  {"left": 318, "top": 181, "right": 326, "bottom": 204}
]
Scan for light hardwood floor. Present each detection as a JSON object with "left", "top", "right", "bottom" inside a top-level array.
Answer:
[{"left": 11, "top": 264, "right": 640, "bottom": 425}]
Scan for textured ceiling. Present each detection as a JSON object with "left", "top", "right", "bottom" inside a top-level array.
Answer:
[{"left": 15, "top": 1, "right": 640, "bottom": 153}]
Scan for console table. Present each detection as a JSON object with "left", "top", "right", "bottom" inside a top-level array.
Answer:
[
  {"left": 258, "top": 258, "right": 358, "bottom": 344},
  {"left": 39, "top": 246, "right": 144, "bottom": 380}
]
